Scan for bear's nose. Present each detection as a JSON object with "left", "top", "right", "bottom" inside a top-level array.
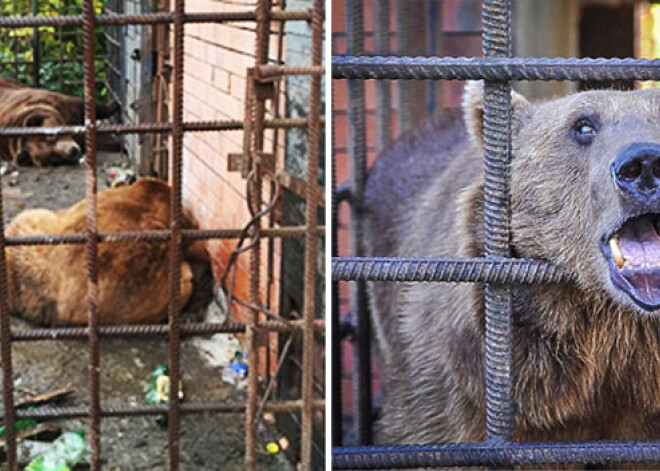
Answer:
[
  {"left": 67, "top": 145, "right": 81, "bottom": 160},
  {"left": 612, "top": 142, "right": 660, "bottom": 197}
]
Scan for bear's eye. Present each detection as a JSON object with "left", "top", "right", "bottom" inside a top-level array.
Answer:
[{"left": 572, "top": 118, "right": 598, "bottom": 145}]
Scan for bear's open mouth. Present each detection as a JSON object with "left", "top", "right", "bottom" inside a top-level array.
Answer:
[{"left": 603, "top": 213, "right": 660, "bottom": 310}]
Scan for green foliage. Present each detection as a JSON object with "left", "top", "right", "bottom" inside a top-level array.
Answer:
[{"left": 0, "top": 0, "right": 108, "bottom": 101}]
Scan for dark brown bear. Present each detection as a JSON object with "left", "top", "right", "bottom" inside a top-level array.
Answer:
[
  {"left": 363, "top": 81, "right": 660, "bottom": 446},
  {"left": 0, "top": 77, "right": 118, "bottom": 166}
]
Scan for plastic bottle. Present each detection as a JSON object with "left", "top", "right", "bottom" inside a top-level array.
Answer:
[{"left": 25, "top": 430, "right": 87, "bottom": 471}]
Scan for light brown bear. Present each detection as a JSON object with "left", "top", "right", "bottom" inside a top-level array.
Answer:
[
  {"left": 363, "top": 82, "right": 660, "bottom": 446},
  {"left": 6, "top": 178, "right": 207, "bottom": 325}
]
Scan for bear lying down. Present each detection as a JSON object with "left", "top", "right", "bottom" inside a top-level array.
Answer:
[
  {"left": 6, "top": 178, "right": 208, "bottom": 325},
  {"left": 364, "top": 82, "right": 660, "bottom": 445}
]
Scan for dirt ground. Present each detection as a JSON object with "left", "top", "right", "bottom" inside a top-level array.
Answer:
[{"left": 0, "top": 152, "right": 292, "bottom": 470}]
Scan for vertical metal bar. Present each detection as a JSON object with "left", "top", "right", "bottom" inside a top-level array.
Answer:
[
  {"left": 395, "top": 0, "right": 412, "bottom": 134},
  {"left": 346, "top": 0, "right": 372, "bottom": 446},
  {"left": 374, "top": 0, "right": 391, "bottom": 153},
  {"left": 168, "top": 0, "right": 185, "bottom": 468},
  {"left": 331, "top": 93, "right": 343, "bottom": 447},
  {"left": 0, "top": 16, "right": 17, "bottom": 464},
  {"left": 81, "top": 0, "right": 100, "bottom": 468},
  {"left": 31, "top": 0, "right": 40, "bottom": 88},
  {"left": 482, "top": 0, "right": 514, "bottom": 443},
  {"left": 245, "top": 1, "right": 270, "bottom": 468},
  {"left": 301, "top": 0, "right": 323, "bottom": 466},
  {"left": 426, "top": 0, "right": 443, "bottom": 116}
]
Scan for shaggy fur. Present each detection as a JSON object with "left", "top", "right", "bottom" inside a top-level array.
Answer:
[
  {"left": 6, "top": 178, "right": 208, "bottom": 325},
  {"left": 0, "top": 77, "right": 118, "bottom": 166},
  {"left": 363, "top": 82, "right": 660, "bottom": 446}
]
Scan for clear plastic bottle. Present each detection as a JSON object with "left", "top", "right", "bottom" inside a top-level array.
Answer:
[{"left": 25, "top": 430, "right": 87, "bottom": 471}]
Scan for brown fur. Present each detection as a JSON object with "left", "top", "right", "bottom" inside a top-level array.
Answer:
[
  {"left": 0, "top": 77, "right": 118, "bottom": 166},
  {"left": 6, "top": 178, "right": 208, "bottom": 325},
  {"left": 363, "top": 82, "right": 660, "bottom": 448}
]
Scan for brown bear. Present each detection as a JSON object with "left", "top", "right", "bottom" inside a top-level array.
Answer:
[
  {"left": 6, "top": 177, "right": 208, "bottom": 325},
  {"left": 363, "top": 81, "right": 660, "bottom": 447},
  {"left": 0, "top": 76, "right": 119, "bottom": 166}
]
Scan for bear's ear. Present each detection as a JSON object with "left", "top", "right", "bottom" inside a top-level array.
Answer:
[{"left": 462, "top": 80, "right": 530, "bottom": 147}]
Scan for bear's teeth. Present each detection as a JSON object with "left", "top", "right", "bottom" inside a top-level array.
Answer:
[{"left": 610, "top": 236, "right": 625, "bottom": 269}]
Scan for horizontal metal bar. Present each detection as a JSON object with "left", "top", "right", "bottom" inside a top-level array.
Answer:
[
  {"left": 4, "top": 226, "right": 325, "bottom": 246},
  {"left": 11, "top": 319, "right": 325, "bottom": 341},
  {"left": 257, "top": 64, "right": 326, "bottom": 78},
  {"left": 332, "top": 257, "right": 571, "bottom": 283},
  {"left": 333, "top": 441, "right": 660, "bottom": 469},
  {"left": 332, "top": 56, "right": 660, "bottom": 81},
  {"left": 1, "top": 399, "right": 325, "bottom": 420},
  {"left": 0, "top": 10, "right": 313, "bottom": 28},
  {"left": 0, "top": 117, "right": 325, "bottom": 137}
]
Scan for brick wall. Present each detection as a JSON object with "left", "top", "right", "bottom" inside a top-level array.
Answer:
[{"left": 178, "top": 0, "right": 285, "bottom": 374}]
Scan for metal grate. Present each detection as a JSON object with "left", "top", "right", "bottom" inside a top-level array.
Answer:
[
  {"left": 0, "top": 1, "right": 325, "bottom": 470},
  {"left": 331, "top": 0, "right": 660, "bottom": 469}
]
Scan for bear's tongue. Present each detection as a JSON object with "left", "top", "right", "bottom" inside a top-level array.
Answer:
[{"left": 613, "top": 215, "right": 660, "bottom": 307}]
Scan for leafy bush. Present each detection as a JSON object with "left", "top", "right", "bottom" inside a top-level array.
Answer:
[{"left": 0, "top": 0, "right": 108, "bottom": 101}]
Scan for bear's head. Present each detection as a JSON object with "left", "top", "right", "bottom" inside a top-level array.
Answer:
[
  {"left": 464, "top": 81, "right": 660, "bottom": 313},
  {"left": 0, "top": 89, "right": 82, "bottom": 167}
]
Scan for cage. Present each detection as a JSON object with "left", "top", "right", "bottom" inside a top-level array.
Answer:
[
  {"left": 0, "top": 0, "right": 325, "bottom": 470},
  {"left": 332, "top": 0, "right": 660, "bottom": 468}
]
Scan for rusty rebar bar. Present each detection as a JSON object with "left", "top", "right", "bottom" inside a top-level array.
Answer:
[
  {"left": 168, "top": 0, "right": 185, "bottom": 468},
  {"left": 0, "top": 10, "right": 313, "bottom": 28},
  {"left": 257, "top": 64, "right": 325, "bottom": 78},
  {"left": 245, "top": 0, "right": 270, "bottom": 468},
  {"left": 81, "top": 0, "right": 101, "bottom": 467},
  {"left": 300, "top": 0, "right": 324, "bottom": 467},
  {"left": 3, "top": 227, "right": 324, "bottom": 247},
  {"left": 2, "top": 400, "right": 325, "bottom": 421},
  {"left": 0, "top": 118, "right": 324, "bottom": 137},
  {"left": 9, "top": 319, "right": 326, "bottom": 342},
  {"left": 0, "top": 69, "right": 17, "bottom": 471}
]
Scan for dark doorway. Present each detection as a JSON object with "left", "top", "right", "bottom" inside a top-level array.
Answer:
[{"left": 579, "top": 4, "right": 634, "bottom": 91}]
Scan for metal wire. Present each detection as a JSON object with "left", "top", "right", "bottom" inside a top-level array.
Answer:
[{"left": 332, "top": 56, "right": 660, "bottom": 81}]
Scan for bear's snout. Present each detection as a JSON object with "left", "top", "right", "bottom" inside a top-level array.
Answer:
[{"left": 612, "top": 142, "right": 660, "bottom": 200}]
